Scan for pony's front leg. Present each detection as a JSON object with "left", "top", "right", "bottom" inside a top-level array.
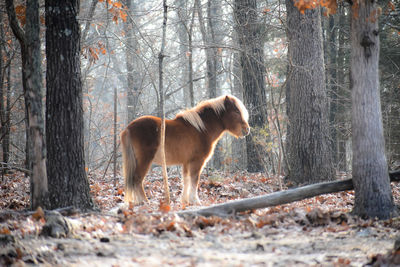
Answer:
[
  {"left": 181, "top": 165, "right": 191, "bottom": 205},
  {"left": 188, "top": 163, "right": 203, "bottom": 205}
]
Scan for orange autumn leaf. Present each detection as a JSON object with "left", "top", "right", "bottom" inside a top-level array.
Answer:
[
  {"left": 32, "top": 206, "right": 45, "bottom": 221},
  {"left": 388, "top": 1, "right": 395, "bottom": 11},
  {"left": 117, "top": 188, "right": 124, "bottom": 195},
  {"left": 15, "top": 5, "right": 26, "bottom": 26},
  {"left": 120, "top": 10, "right": 127, "bottom": 22},
  {"left": 159, "top": 199, "right": 171, "bottom": 213},
  {"left": 113, "top": 1, "right": 123, "bottom": 8},
  {"left": 0, "top": 227, "right": 11, "bottom": 235}
]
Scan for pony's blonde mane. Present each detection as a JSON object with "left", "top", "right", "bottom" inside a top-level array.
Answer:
[{"left": 176, "top": 95, "right": 248, "bottom": 132}]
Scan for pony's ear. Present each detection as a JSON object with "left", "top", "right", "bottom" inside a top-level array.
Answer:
[{"left": 224, "top": 95, "right": 231, "bottom": 105}]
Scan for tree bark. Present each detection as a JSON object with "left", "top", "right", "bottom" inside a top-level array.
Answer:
[
  {"left": 159, "top": 0, "right": 170, "bottom": 204},
  {"left": 195, "top": 0, "right": 223, "bottom": 169},
  {"left": 175, "top": 0, "right": 191, "bottom": 107},
  {"left": 350, "top": 0, "right": 396, "bottom": 219},
  {"left": 336, "top": 4, "right": 350, "bottom": 172},
  {"left": 285, "top": 0, "right": 334, "bottom": 184},
  {"left": 6, "top": 0, "right": 48, "bottom": 209},
  {"left": 234, "top": 0, "right": 267, "bottom": 172},
  {"left": 46, "top": 0, "right": 94, "bottom": 210},
  {"left": 124, "top": 0, "right": 141, "bottom": 122},
  {"left": 0, "top": 13, "right": 11, "bottom": 174}
]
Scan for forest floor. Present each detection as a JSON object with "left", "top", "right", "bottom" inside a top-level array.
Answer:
[{"left": 1, "top": 168, "right": 400, "bottom": 266}]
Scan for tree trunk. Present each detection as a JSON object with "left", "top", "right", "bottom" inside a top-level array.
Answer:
[
  {"left": 350, "top": 0, "right": 395, "bottom": 219},
  {"left": 327, "top": 15, "right": 338, "bottom": 167},
  {"left": 0, "top": 15, "right": 11, "bottom": 174},
  {"left": 336, "top": 4, "right": 349, "bottom": 172},
  {"left": 175, "top": 0, "right": 191, "bottom": 107},
  {"left": 196, "top": 0, "right": 222, "bottom": 169},
  {"left": 6, "top": 0, "right": 48, "bottom": 209},
  {"left": 285, "top": 0, "right": 334, "bottom": 184},
  {"left": 159, "top": 0, "right": 170, "bottom": 204},
  {"left": 195, "top": 0, "right": 217, "bottom": 99},
  {"left": 231, "top": 50, "right": 247, "bottom": 170},
  {"left": 187, "top": 5, "right": 195, "bottom": 107},
  {"left": 46, "top": 0, "right": 94, "bottom": 210},
  {"left": 25, "top": 0, "right": 48, "bottom": 209},
  {"left": 234, "top": 0, "right": 267, "bottom": 173},
  {"left": 124, "top": 0, "right": 140, "bottom": 122}
]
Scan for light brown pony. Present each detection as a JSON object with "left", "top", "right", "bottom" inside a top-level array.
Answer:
[{"left": 121, "top": 95, "right": 250, "bottom": 206}]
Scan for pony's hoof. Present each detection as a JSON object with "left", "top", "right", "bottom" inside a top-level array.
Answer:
[{"left": 189, "top": 197, "right": 202, "bottom": 206}]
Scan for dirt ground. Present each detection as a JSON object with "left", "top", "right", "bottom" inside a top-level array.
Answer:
[{"left": 1, "top": 169, "right": 400, "bottom": 266}]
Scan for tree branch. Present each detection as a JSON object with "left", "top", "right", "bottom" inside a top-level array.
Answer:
[
  {"left": 179, "top": 171, "right": 400, "bottom": 217},
  {"left": 5, "top": 0, "right": 26, "bottom": 45}
]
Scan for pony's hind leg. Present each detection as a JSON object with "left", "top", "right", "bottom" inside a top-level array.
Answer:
[{"left": 130, "top": 156, "right": 154, "bottom": 205}]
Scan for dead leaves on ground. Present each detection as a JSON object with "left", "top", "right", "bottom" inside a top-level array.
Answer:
[{"left": 1, "top": 169, "right": 400, "bottom": 244}]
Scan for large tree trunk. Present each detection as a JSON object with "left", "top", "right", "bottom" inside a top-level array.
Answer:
[
  {"left": 285, "top": 0, "right": 334, "bottom": 184},
  {"left": 234, "top": 0, "right": 267, "bottom": 173},
  {"left": 6, "top": 0, "right": 48, "bottom": 209},
  {"left": 46, "top": 0, "right": 94, "bottom": 210},
  {"left": 350, "top": 0, "right": 395, "bottom": 219}
]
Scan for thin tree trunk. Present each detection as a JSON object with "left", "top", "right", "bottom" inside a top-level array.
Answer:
[
  {"left": 195, "top": 0, "right": 222, "bottom": 169},
  {"left": 336, "top": 3, "right": 348, "bottom": 172},
  {"left": 159, "top": 0, "right": 170, "bottom": 204},
  {"left": 113, "top": 87, "right": 117, "bottom": 186},
  {"left": 6, "top": 0, "right": 48, "bottom": 209},
  {"left": 124, "top": 0, "right": 140, "bottom": 122},
  {"left": 231, "top": 50, "right": 247, "bottom": 170},
  {"left": 0, "top": 14, "right": 11, "bottom": 174},
  {"left": 350, "top": 0, "right": 395, "bottom": 219},
  {"left": 176, "top": 0, "right": 196, "bottom": 107},
  {"left": 195, "top": 0, "right": 217, "bottom": 99},
  {"left": 2, "top": 67, "right": 11, "bottom": 173},
  {"left": 328, "top": 15, "right": 338, "bottom": 166}
]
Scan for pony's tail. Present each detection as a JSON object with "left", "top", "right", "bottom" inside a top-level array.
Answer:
[{"left": 121, "top": 129, "right": 136, "bottom": 203}]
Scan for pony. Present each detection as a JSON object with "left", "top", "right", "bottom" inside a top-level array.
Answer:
[{"left": 120, "top": 95, "right": 250, "bottom": 206}]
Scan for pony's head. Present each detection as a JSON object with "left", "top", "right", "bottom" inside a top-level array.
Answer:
[
  {"left": 176, "top": 94, "right": 250, "bottom": 138},
  {"left": 221, "top": 95, "right": 250, "bottom": 138}
]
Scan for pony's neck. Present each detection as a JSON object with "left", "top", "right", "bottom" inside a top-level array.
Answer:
[{"left": 200, "top": 109, "right": 225, "bottom": 142}]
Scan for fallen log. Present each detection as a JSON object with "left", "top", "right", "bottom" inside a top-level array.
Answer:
[{"left": 179, "top": 170, "right": 400, "bottom": 217}]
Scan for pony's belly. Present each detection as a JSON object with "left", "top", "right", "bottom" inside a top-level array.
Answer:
[{"left": 153, "top": 147, "right": 182, "bottom": 166}]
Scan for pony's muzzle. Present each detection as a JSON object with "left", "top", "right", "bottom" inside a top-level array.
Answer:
[{"left": 241, "top": 126, "right": 251, "bottom": 137}]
